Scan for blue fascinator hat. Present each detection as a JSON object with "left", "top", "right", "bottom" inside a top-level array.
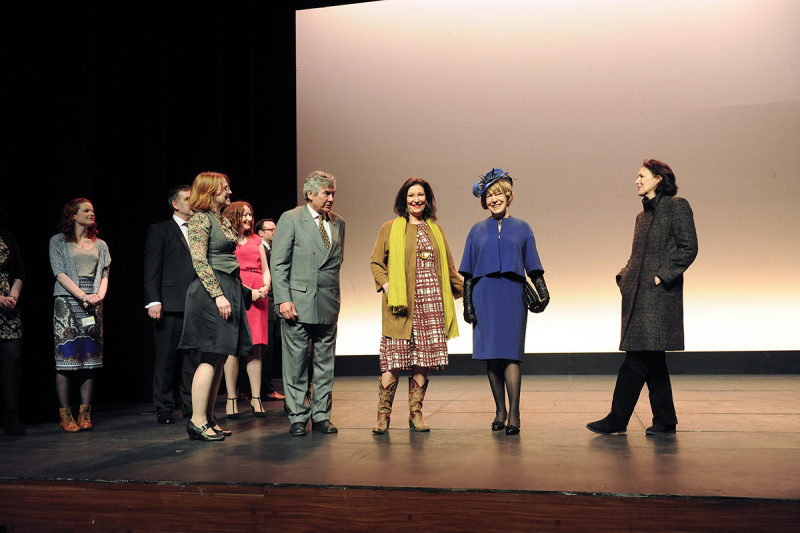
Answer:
[{"left": 472, "top": 168, "right": 513, "bottom": 198}]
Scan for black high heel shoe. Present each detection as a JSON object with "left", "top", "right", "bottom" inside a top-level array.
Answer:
[
  {"left": 250, "top": 397, "right": 267, "bottom": 418},
  {"left": 186, "top": 420, "right": 224, "bottom": 442},
  {"left": 210, "top": 417, "right": 232, "bottom": 437},
  {"left": 505, "top": 424, "right": 520, "bottom": 435},
  {"left": 226, "top": 398, "right": 240, "bottom": 419}
]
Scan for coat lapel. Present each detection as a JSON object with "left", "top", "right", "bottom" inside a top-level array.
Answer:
[
  {"left": 300, "top": 205, "right": 329, "bottom": 255},
  {"left": 170, "top": 219, "right": 191, "bottom": 252}
]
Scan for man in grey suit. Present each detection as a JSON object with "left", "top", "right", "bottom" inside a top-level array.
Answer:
[{"left": 271, "top": 171, "right": 345, "bottom": 436}]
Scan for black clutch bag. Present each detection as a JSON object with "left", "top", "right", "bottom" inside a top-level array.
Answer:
[{"left": 523, "top": 280, "right": 540, "bottom": 312}]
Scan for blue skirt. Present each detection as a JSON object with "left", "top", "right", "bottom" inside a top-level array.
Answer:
[{"left": 471, "top": 274, "right": 527, "bottom": 361}]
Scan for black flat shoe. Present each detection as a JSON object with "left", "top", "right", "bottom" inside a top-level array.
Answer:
[
  {"left": 646, "top": 423, "right": 676, "bottom": 435},
  {"left": 226, "top": 398, "right": 240, "bottom": 419},
  {"left": 250, "top": 397, "right": 267, "bottom": 418},
  {"left": 491, "top": 421, "right": 505, "bottom": 431},
  {"left": 505, "top": 424, "right": 520, "bottom": 435},
  {"left": 586, "top": 417, "right": 627, "bottom": 435},
  {"left": 186, "top": 420, "right": 224, "bottom": 442}
]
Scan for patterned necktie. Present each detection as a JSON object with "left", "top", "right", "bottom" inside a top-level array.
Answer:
[{"left": 318, "top": 214, "right": 331, "bottom": 250}]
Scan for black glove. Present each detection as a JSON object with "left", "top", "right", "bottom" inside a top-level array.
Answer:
[
  {"left": 530, "top": 274, "right": 549, "bottom": 313},
  {"left": 463, "top": 276, "right": 477, "bottom": 325}
]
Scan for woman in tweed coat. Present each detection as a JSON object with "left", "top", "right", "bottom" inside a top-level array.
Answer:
[{"left": 588, "top": 159, "right": 698, "bottom": 436}]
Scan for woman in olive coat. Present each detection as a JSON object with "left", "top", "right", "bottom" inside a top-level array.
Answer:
[{"left": 588, "top": 159, "right": 698, "bottom": 436}]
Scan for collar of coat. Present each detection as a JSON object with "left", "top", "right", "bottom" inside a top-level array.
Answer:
[{"left": 642, "top": 193, "right": 664, "bottom": 212}]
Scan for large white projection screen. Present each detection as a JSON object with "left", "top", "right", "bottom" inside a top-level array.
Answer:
[{"left": 296, "top": 0, "right": 800, "bottom": 356}]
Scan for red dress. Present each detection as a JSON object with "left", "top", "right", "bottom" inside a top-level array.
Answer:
[{"left": 235, "top": 236, "right": 269, "bottom": 346}]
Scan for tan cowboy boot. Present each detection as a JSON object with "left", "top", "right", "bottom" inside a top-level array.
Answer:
[
  {"left": 372, "top": 378, "right": 398, "bottom": 434},
  {"left": 59, "top": 407, "right": 80, "bottom": 433},
  {"left": 408, "top": 377, "right": 430, "bottom": 432},
  {"left": 77, "top": 404, "right": 93, "bottom": 431}
]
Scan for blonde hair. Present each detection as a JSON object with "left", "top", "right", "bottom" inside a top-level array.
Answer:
[
  {"left": 480, "top": 178, "right": 513, "bottom": 209},
  {"left": 189, "top": 172, "right": 230, "bottom": 212}
]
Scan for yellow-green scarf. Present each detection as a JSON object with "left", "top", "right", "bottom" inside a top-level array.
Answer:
[{"left": 387, "top": 217, "right": 459, "bottom": 340}]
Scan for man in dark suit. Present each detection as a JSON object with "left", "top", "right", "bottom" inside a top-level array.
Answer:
[
  {"left": 144, "top": 185, "right": 200, "bottom": 424},
  {"left": 255, "top": 218, "right": 284, "bottom": 401},
  {"left": 271, "top": 171, "right": 345, "bottom": 436}
]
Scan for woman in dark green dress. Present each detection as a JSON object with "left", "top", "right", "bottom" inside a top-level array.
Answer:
[{"left": 179, "top": 172, "right": 255, "bottom": 442}]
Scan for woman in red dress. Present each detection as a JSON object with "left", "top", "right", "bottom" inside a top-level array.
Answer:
[{"left": 222, "top": 201, "right": 271, "bottom": 418}]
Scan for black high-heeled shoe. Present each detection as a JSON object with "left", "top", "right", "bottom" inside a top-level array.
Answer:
[
  {"left": 226, "top": 398, "right": 240, "bottom": 419},
  {"left": 505, "top": 424, "right": 520, "bottom": 435},
  {"left": 491, "top": 420, "right": 505, "bottom": 431},
  {"left": 250, "top": 397, "right": 267, "bottom": 418},
  {"left": 210, "top": 417, "right": 232, "bottom": 437},
  {"left": 186, "top": 420, "right": 224, "bottom": 442}
]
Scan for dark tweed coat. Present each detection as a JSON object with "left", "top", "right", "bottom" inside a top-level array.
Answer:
[{"left": 617, "top": 194, "right": 698, "bottom": 351}]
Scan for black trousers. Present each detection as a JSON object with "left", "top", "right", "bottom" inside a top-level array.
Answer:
[
  {"left": 609, "top": 350, "right": 677, "bottom": 427},
  {"left": 152, "top": 312, "right": 201, "bottom": 417}
]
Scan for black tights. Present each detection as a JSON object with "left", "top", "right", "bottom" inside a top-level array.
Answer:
[
  {"left": 56, "top": 369, "right": 95, "bottom": 408},
  {"left": 0, "top": 339, "right": 22, "bottom": 413},
  {"left": 487, "top": 359, "right": 521, "bottom": 427}
]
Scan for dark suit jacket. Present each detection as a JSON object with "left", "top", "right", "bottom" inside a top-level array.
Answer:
[
  {"left": 271, "top": 205, "right": 345, "bottom": 325},
  {"left": 144, "top": 218, "right": 196, "bottom": 313}
]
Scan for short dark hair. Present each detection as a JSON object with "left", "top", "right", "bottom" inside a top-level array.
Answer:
[
  {"left": 254, "top": 218, "right": 275, "bottom": 233},
  {"left": 394, "top": 177, "right": 437, "bottom": 222},
  {"left": 643, "top": 159, "right": 678, "bottom": 196},
  {"left": 168, "top": 184, "right": 191, "bottom": 211}
]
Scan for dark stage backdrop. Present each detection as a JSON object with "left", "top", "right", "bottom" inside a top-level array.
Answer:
[{"left": 6, "top": 2, "right": 318, "bottom": 422}]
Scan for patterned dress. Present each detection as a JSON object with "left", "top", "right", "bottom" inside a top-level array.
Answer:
[
  {"left": 380, "top": 222, "right": 448, "bottom": 372},
  {"left": 0, "top": 234, "right": 22, "bottom": 340},
  {"left": 53, "top": 243, "right": 108, "bottom": 370}
]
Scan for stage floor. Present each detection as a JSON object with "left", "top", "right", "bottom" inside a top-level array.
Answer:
[{"left": 1, "top": 375, "right": 799, "bottom": 500}]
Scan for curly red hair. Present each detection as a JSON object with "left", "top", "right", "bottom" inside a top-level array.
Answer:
[{"left": 58, "top": 198, "right": 98, "bottom": 243}]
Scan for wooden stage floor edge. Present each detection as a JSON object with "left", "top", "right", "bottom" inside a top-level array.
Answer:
[{"left": 1, "top": 478, "right": 798, "bottom": 533}]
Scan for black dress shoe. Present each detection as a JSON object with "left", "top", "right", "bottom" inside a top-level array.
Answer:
[
  {"left": 157, "top": 411, "right": 175, "bottom": 425},
  {"left": 290, "top": 421, "right": 307, "bottom": 436},
  {"left": 505, "top": 424, "right": 520, "bottom": 435},
  {"left": 491, "top": 420, "right": 505, "bottom": 431},
  {"left": 646, "top": 423, "right": 676, "bottom": 435},
  {"left": 586, "top": 417, "right": 627, "bottom": 435},
  {"left": 186, "top": 420, "right": 224, "bottom": 442},
  {"left": 210, "top": 418, "right": 232, "bottom": 437},
  {"left": 311, "top": 420, "right": 338, "bottom": 434}
]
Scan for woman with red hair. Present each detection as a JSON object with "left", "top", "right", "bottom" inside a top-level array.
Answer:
[
  {"left": 178, "top": 173, "right": 258, "bottom": 442},
  {"left": 49, "top": 198, "right": 110, "bottom": 432},
  {"left": 222, "top": 200, "right": 270, "bottom": 418}
]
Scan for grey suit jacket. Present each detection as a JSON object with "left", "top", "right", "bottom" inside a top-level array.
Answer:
[{"left": 271, "top": 205, "right": 345, "bottom": 325}]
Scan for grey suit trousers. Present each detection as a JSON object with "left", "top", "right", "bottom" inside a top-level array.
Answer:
[{"left": 281, "top": 319, "right": 336, "bottom": 424}]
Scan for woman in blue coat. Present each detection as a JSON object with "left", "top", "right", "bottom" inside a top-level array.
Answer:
[{"left": 460, "top": 169, "right": 550, "bottom": 435}]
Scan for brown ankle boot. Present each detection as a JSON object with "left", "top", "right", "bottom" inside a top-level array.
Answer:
[
  {"left": 77, "top": 404, "right": 93, "bottom": 431},
  {"left": 408, "top": 377, "right": 430, "bottom": 432},
  {"left": 372, "top": 379, "right": 398, "bottom": 434},
  {"left": 59, "top": 407, "right": 80, "bottom": 433}
]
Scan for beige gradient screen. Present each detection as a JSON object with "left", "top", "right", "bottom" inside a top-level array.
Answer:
[{"left": 296, "top": 0, "right": 800, "bottom": 355}]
